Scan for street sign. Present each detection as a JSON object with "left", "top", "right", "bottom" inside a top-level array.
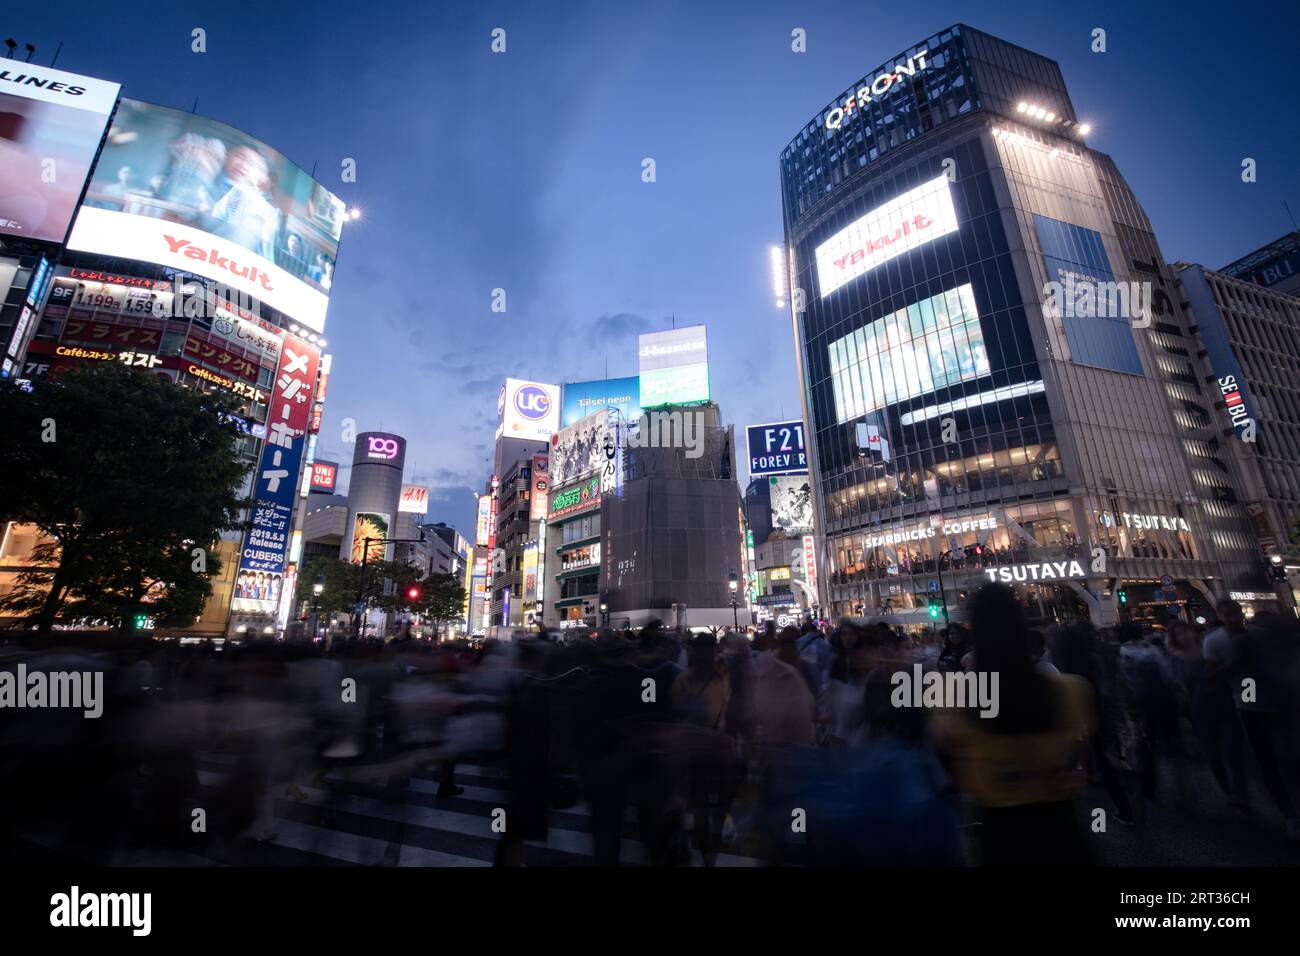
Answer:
[
  {"left": 928, "top": 580, "right": 939, "bottom": 593},
  {"left": 1161, "top": 575, "right": 1173, "bottom": 586},
  {"left": 354, "top": 602, "right": 365, "bottom": 616},
  {"left": 1167, "top": 604, "right": 1180, "bottom": 615}
]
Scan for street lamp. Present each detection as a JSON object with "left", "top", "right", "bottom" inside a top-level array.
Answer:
[
  {"left": 728, "top": 570, "right": 739, "bottom": 630},
  {"left": 311, "top": 576, "right": 324, "bottom": 643}
]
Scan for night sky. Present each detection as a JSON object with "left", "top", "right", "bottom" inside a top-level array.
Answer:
[{"left": 7, "top": 0, "right": 1298, "bottom": 536}]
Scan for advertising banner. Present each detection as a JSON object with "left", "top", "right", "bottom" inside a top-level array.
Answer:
[
  {"left": 746, "top": 420, "right": 808, "bottom": 477},
  {"left": 638, "top": 325, "right": 709, "bottom": 407},
  {"left": 815, "top": 175, "right": 959, "bottom": 298},
  {"left": 350, "top": 512, "right": 390, "bottom": 564},
  {"left": 560, "top": 376, "right": 641, "bottom": 427},
  {"left": 399, "top": 484, "right": 429, "bottom": 514},
  {"left": 770, "top": 475, "right": 814, "bottom": 535},
  {"left": 475, "top": 494, "right": 492, "bottom": 547},
  {"left": 551, "top": 407, "right": 610, "bottom": 486},
  {"left": 0, "top": 64, "right": 120, "bottom": 244},
  {"left": 499, "top": 378, "right": 560, "bottom": 442},
  {"left": 67, "top": 99, "right": 345, "bottom": 332},
  {"left": 252, "top": 335, "right": 319, "bottom": 508},
  {"left": 529, "top": 454, "right": 550, "bottom": 522},
  {"left": 233, "top": 502, "right": 292, "bottom": 613}
]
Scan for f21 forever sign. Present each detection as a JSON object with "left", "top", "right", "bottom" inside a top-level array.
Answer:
[{"left": 747, "top": 420, "right": 807, "bottom": 477}]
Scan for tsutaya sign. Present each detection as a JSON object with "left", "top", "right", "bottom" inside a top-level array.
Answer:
[
  {"left": 984, "top": 560, "right": 1086, "bottom": 584},
  {"left": 824, "top": 49, "right": 931, "bottom": 131}
]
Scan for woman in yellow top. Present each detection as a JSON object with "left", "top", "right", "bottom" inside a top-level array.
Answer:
[{"left": 932, "top": 583, "right": 1096, "bottom": 866}]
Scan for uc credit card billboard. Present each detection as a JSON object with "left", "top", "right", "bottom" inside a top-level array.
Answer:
[
  {"left": 67, "top": 100, "right": 345, "bottom": 333},
  {"left": 499, "top": 378, "right": 560, "bottom": 442},
  {"left": 0, "top": 65, "right": 120, "bottom": 243}
]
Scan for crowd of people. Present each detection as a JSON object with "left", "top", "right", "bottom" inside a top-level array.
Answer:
[{"left": 2, "top": 587, "right": 1298, "bottom": 866}]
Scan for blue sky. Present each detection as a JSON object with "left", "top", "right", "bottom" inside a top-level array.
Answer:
[{"left": 9, "top": 0, "right": 1298, "bottom": 535}]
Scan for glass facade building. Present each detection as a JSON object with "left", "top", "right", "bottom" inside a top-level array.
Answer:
[{"left": 780, "top": 25, "right": 1268, "bottom": 627}]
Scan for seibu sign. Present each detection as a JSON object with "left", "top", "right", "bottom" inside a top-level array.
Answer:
[{"left": 824, "top": 50, "right": 930, "bottom": 131}]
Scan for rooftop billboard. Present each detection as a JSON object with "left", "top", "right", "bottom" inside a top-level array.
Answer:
[
  {"left": 638, "top": 325, "right": 709, "bottom": 407},
  {"left": 67, "top": 99, "right": 345, "bottom": 332},
  {"left": 560, "top": 375, "right": 641, "bottom": 427}
]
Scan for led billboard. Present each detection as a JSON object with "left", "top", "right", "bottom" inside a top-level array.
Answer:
[
  {"left": 0, "top": 64, "right": 120, "bottom": 243},
  {"left": 828, "top": 283, "right": 989, "bottom": 421},
  {"left": 560, "top": 376, "right": 641, "bottom": 427},
  {"left": 499, "top": 378, "right": 560, "bottom": 442},
  {"left": 815, "top": 175, "right": 959, "bottom": 298},
  {"left": 769, "top": 475, "right": 814, "bottom": 535},
  {"left": 639, "top": 325, "right": 709, "bottom": 407},
  {"left": 746, "top": 420, "right": 808, "bottom": 477},
  {"left": 67, "top": 100, "right": 345, "bottom": 332}
]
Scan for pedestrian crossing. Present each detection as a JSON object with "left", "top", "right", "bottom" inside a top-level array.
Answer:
[{"left": 170, "top": 754, "right": 767, "bottom": 866}]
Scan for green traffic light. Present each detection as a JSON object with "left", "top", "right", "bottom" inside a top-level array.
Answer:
[{"left": 1118, "top": 590, "right": 1127, "bottom": 605}]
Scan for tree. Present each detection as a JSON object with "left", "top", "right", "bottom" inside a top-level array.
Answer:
[
  {"left": 412, "top": 572, "right": 467, "bottom": 638},
  {"left": 295, "top": 556, "right": 361, "bottom": 617},
  {"left": 0, "top": 364, "right": 249, "bottom": 635}
]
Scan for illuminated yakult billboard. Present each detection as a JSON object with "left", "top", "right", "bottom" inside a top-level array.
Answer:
[
  {"left": 67, "top": 100, "right": 346, "bottom": 332},
  {"left": 815, "top": 175, "right": 959, "bottom": 298}
]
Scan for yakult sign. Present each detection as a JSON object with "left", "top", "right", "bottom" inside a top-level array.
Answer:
[{"left": 815, "top": 176, "right": 959, "bottom": 297}]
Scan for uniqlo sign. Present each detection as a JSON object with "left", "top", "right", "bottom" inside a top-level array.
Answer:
[
  {"left": 309, "top": 461, "right": 337, "bottom": 493},
  {"left": 251, "top": 335, "right": 320, "bottom": 508}
]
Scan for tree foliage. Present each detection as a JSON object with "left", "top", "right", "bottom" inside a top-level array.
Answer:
[{"left": 0, "top": 364, "right": 249, "bottom": 634}]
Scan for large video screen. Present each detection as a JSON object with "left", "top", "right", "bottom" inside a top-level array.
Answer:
[
  {"left": 815, "top": 175, "right": 959, "bottom": 298},
  {"left": 828, "top": 283, "right": 989, "bottom": 421},
  {"left": 67, "top": 100, "right": 345, "bottom": 332},
  {"left": 0, "top": 65, "right": 120, "bottom": 243}
]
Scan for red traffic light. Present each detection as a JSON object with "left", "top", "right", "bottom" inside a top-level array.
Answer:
[{"left": 407, "top": 587, "right": 421, "bottom": 601}]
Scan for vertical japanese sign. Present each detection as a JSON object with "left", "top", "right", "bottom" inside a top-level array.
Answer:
[
  {"left": 235, "top": 334, "right": 319, "bottom": 613},
  {"left": 802, "top": 534, "right": 818, "bottom": 604}
]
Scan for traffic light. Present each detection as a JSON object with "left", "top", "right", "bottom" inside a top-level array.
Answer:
[
  {"left": 407, "top": 586, "right": 421, "bottom": 602},
  {"left": 1117, "top": 589, "right": 1128, "bottom": 605},
  {"left": 927, "top": 598, "right": 940, "bottom": 619}
]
